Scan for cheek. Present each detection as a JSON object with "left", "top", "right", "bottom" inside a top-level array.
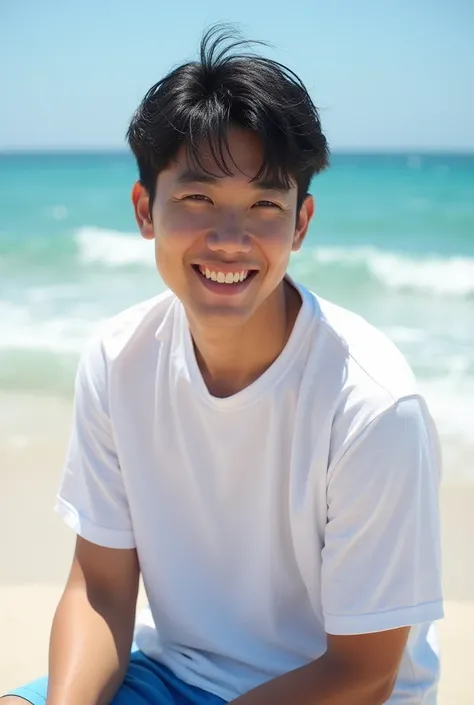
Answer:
[
  {"left": 153, "top": 207, "right": 209, "bottom": 270},
  {"left": 249, "top": 215, "right": 296, "bottom": 259},
  {"left": 152, "top": 208, "right": 211, "bottom": 285},
  {"left": 158, "top": 203, "right": 215, "bottom": 239}
]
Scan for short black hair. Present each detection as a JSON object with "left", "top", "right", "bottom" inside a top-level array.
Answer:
[{"left": 127, "top": 24, "right": 329, "bottom": 211}]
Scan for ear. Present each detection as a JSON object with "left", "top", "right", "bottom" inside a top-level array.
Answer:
[
  {"left": 292, "top": 195, "right": 315, "bottom": 252},
  {"left": 132, "top": 182, "right": 155, "bottom": 240}
]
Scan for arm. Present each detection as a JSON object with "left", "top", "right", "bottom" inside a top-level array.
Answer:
[
  {"left": 230, "top": 628, "right": 409, "bottom": 705},
  {"left": 45, "top": 338, "right": 139, "bottom": 704},
  {"left": 47, "top": 536, "right": 140, "bottom": 705}
]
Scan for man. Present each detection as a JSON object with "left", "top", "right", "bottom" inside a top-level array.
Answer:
[{"left": 3, "top": 24, "right": 443, "bottom": 705}]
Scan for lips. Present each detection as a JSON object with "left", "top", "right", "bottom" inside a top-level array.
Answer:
[{"left": 191, "top": 263, "right": 259, "bottom": 294}]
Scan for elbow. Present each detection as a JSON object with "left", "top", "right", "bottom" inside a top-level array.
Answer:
[
  {"left": 344, "top": 667, "right": 398, "bottom": 705},
  {"left": 322, "top": 648, "right": 401, "bottom": 705},
  {"left": 364, "top": 673, "right": 398, "bottom": 705}
]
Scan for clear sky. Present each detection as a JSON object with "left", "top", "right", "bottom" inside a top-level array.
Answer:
[{"left": 1, "top": 0, "right": 473, "bottom": 152}]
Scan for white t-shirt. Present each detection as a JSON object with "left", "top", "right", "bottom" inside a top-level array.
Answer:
[{"left": 56, "top": 279, "right": 444, "bottom": 704}]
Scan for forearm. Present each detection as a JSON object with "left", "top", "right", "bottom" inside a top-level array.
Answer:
[
  {"left": 46, "top": 585, "right": 136, "bottom": 705},
  {"left": 230, "top": 653, "right": 392, "bottom": 705}
]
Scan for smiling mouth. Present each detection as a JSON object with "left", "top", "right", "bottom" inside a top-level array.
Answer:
[{"left": 192, "top": 265, "right": 258, "bottom": 285}]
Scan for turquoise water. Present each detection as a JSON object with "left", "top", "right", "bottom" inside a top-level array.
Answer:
[{"left": 1, "top": 152, "right": 473, "bottom": 444}]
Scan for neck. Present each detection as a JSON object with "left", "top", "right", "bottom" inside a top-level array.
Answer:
[{"left": 189, "top": 279, "right": 302, "bottom": 398}]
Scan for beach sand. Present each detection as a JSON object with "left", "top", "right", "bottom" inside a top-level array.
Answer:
[{"left": 1, "top": 393, "right": 473, "bottom": 702}]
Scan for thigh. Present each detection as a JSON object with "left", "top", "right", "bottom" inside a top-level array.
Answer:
[
  {"left": 112, "top": 652, "right": 177, "bottom": 705},
  {"left": 119, "top": 653, "right": 225, "bottom": 705},
  {"left": 3, "top": 653, "right": 175, "bottom": 705}
]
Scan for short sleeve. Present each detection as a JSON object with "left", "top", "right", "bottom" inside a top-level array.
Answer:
[
  {"left": 55, "top": 339, "right": 136, "bottom": 549},
  {"left": 322, "top": 395, "right": 443, "bottom": 635}
]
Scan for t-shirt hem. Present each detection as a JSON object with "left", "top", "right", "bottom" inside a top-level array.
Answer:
[
  {"left": 55, "top": 496, "right": 136, "bottom": 549},
  {"left": 324, "top": 600, "right": 444, "bottom": 635}
]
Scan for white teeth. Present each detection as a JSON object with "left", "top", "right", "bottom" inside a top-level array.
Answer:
[{"left": 198, "top": 266, "right": 250, "bottom": 284}]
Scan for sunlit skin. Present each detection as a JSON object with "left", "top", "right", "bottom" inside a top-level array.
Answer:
[{"left": 132, "top": 128, "right": 315, "bottom": 396}]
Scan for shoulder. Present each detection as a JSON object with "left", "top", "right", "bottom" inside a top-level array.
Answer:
[
  {"left": 76, "top": 289, "right": 177, "bottom": 393},
  {"left": 99, "top": 289, "right": 177, "bottom": 359},
  {"left": 297, "top": 285, "right": 430, "bottom": 461},
  {"left": 299, "top": 284, "right": 417, "bottom": 403},
  {"left": 315, "top": 293, "right": 417, "bottom": 399}
]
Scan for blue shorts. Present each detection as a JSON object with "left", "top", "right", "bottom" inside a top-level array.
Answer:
[{"left": 3, "top": 650, "right": 226, "bottom": 705}]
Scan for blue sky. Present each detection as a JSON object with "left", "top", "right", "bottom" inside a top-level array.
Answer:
[{"left": 1, "top": 0, "right": 473, "bottom": 151}]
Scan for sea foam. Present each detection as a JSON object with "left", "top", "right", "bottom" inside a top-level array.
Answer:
[
  {"left": 76, "top": 226, "right": 153, "bottom": 267},
  {"left": 311, "top": 246, "right": 474, "bottom": 297}
]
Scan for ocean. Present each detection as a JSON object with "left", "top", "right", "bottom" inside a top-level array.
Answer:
[{"left": 1, "top": 152, "right": 473, "bottom": 479}]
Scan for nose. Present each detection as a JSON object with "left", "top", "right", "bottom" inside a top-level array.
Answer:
[{"left": 206, "top": 214, "right": 251, "bottom": 255}]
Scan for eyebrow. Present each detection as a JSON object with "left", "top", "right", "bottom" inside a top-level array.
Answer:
[{"left": 176, "top": 169, "right": 290, "bottom": 193}]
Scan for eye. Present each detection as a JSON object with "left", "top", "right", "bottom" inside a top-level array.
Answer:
[
  {"left": 253, "top": 200, "right": 281, "bottom": 209},
  {"left": 182, "top": 194, "right": 213, "bottom": 203}
]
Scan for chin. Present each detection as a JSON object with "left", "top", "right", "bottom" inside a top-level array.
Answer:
[{"left": 188, "top": 303, "right": 255, "bottom": 328}]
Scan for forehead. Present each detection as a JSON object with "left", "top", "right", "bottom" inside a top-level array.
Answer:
[
  {"left": 162, "top": 129, "right": 295, "bottom": 192},
  {"left": 174, "top": 128, "right": 264, "bottom": 179}
]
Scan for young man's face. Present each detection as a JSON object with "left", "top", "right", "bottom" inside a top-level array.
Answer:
[{"left": 133, "top": 129, "right": 314, "bottom": 329}]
